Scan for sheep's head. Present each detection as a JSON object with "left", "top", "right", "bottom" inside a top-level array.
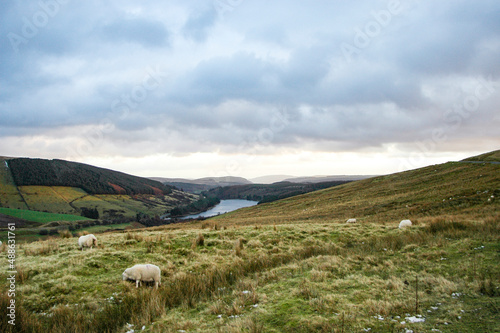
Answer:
[
  {"left": 92, "top": 237, "right": 98, "bottom": 246},
  {"left": 122, "top": 270, "right": 128, "bottom": 281}
]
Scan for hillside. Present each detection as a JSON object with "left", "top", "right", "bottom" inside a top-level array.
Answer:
[
  {"left": 0, "top": 157, "right": 196, "bottom": 222},
  {"left": 212, "top": 160, "right": 499, "bottom": 226},
  {"left": 462, "top": 149, "right": 500, "bottom": 163},
  {"left": 153, "top": 176, "right": 252, "bottom": 194},
  {"left": 284, "top": 175, "right": 376, "bottom": 183},
  {"left": 8, "top": 158, "right": 173, "bottom": 195},
  {"left": 205, "top": 180, "right": 352, "bottom": 203}
]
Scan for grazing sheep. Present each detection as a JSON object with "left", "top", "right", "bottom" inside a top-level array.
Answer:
[
  {"left": 122, "top": 264, "right": 161, "bottom": 289},
  {"left": 399, "top": 219, "right": 412, "bottom": 229},
  {"left": 346, "top": 218, "right": 357, "bottom": 223},
  {"left": 78, "top": 234, "right": 98, "bottom": 250}
]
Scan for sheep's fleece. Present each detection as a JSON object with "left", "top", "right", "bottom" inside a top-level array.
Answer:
[
  {"left": 78, "top": 234, "right": 97, "bottom": 250},
  {"left": 399, "top": 219, "right": 412, "bottom": 229},
  {"left": 122, "top": 264, "right": 161, "bottom": 288}
]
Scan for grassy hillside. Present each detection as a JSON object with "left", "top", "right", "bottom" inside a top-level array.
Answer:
[
  {"left": 463, "top": 149, "right": 500, "bottom": 163},
  {"left": 8, "top": 158, "right": 173, "bottom": 195},
  {"left": 0, "top": 217, "right": 498, "bottom": 332},
  {"left": 0, "top": 156, "right": 498, "bottom": 332},
  {"left": 0, "top": 207, "right": 91, "bottom": 224},
  {"left": 213, "top": 161, "right": 499, "bottom": 226},
  {"left": 0, "top": 160, "right": 28, "bottom": 209},
  {"left": 0, "top": 157, "right": 197, "bottom": 220}
]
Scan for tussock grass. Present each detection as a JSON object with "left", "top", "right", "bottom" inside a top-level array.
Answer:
[
  {"left": 1, "top": 212, "right": 499, "bottom": 332},
  {"left": 58, "top": 229, "right": 73, "bottom": 238}
]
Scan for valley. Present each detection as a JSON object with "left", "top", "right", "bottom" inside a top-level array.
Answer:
[{"left": 0, "top": 151, "right": 498, "bottom": 332}]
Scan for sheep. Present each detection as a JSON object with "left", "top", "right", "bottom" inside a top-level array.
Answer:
[
  {"left": 346, "top": 218, "right": 357, "bottom": 223},
  {"left": 122, "top": 264, "right": 161, "bottom": 289},
  {"left": 399, "top": 219, "right": 412, "bottom": 229},
  {"left": 78, "top": 234, "right": 98, "bottom": 250}
]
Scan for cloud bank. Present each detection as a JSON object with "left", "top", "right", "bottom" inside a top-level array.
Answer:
[{"left": 1, "top": 0, "right": 499, "bottom": 177}]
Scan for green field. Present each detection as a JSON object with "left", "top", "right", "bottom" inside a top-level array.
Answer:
[
  {"left": 0, "top": 207, "right": 91, "bottom": 224},
  {"left": 0, "top": 159, "right": 28, "bottom": 209}
]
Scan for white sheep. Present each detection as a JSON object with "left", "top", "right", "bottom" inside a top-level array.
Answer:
[
  {"left": 78, "top": 234, "right": 98, "bottom": 250},
  {"left": 346, "top": 218, "right": 357, "bottom": 223},
  {"left": 122, "top": 264, "right": 161, "bottom": 289},
  {"left": 399, "top": 219, "right": 412, "bottom": 229}
]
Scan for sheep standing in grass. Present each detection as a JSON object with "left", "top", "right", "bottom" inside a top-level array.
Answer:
[
  {"left": 399, "top": 219, "right": 412, "bottom": 229},
  {"left": 78, "top": 234, "right": 97, "bottom": 250},
  {"left": 122, "top": 264, "right": 161, "bottom": 289},
  {"left": 346, "top": 218, "right": 357, "bottom": 223}
]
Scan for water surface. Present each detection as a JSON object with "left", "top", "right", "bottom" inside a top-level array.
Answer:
[{"left": 181, "top": 199, "right": 258, "bottom": 219}]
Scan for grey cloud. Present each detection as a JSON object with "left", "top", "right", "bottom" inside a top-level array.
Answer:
[
  {"left": 1, "top": 0, "right": 499, "bottom": 163},
  {"left": 100, "top": 17, "right": 170, "bottom": 47},
  {"left": 182, "top": 6, "right": 217, "bottom": 42}
]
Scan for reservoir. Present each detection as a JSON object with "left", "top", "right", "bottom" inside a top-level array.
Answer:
[{"left": 181, "top": 199, "right": 258, "bottom": 219}]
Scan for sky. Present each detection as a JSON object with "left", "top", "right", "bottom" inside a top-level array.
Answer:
[{"left": 1, "top": 0, "right": 499, "bottom": 180}]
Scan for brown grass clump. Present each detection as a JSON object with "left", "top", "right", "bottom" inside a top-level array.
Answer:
[
  {"left": 24, "top": 240, "right": 59, "bottom": 256},
  {"left": 191, "top": 233, "right": 205, "bottom": 249},
  {"left": 58, "top": 229, "right": 73, "bottom": 238},
  {"left": 234, "top": 238, "right": 244, "bottom": 256}
]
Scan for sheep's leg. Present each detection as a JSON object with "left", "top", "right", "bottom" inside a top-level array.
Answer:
[
  {"left": 136, "top": 280, "right": 140, "bottom": 288},
  {"left": 155, "top": 281, "right": 158, "bottom": 289}
]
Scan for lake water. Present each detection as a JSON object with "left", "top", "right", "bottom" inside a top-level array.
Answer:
[{"left": 181, "top": 199, "right": 258, "bottom": 219}]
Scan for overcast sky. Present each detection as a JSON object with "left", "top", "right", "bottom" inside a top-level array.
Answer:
[{"left": 1, "top": 0, "right": 499, "bottom": 179}]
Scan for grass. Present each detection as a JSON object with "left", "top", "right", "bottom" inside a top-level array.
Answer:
[
  {"left": 212, "top": 162, "right": 500, "bottom": 226},
  {"left": 0, "top": 159, "right": 27, "bottom": 210},
  {"left": 463, "top": 149, "right": 500, "bottom": 162},
  {"left": 0, "top": 207, "right": 91, "bottom": 224},
  {"left": 18, "top": 186, "right": 79, "bottom": 214},
  {"left": 0, "top": 216, "right": 498, "bottom": 332}
]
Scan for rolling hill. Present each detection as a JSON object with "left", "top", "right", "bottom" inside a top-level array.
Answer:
[
  {"left": 205, "top": 180, "right": 352, "bottom": 203},
  {"left": 0, "top": 157, "right": 196, "bottom": 222},
  {"left": 152, "top": 176, "right": 252, "bottom": 194},
  {"left": 212, "top": 157, "right": 500, "bottom": 226}
]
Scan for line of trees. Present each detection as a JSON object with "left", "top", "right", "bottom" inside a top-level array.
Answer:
[{"left": 168, "top": 196, "right": 220, "bottom": 217}]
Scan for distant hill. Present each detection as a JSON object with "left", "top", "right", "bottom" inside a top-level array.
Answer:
[
  {"left": 213, "top": 152, "right": 500, "bottom": 226},
  {"left": 206, "top": 180, "right": 352, "bottom": 203},
  {"left": 249, "top": 175, "right": 295, "bottom": 184},
  {"left": 283, "top": 175, "right": 376, "bottom": 183},
  {"left": 152, "top": 176, "right": 252, "bottom": 193}
]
